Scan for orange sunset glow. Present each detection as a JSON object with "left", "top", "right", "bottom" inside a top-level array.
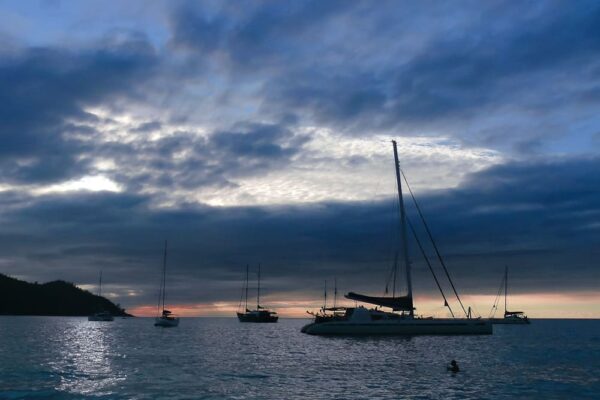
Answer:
[{"left": 128, "top": 292, "right": 600, "bottom": 319}]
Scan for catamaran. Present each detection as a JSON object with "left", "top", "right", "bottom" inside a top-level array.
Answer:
[
  {"left": 301, "top": 141, "right": 492, "bottom": 335},
  {"left": 237, "top": 264, "right": 279, "bottom": 323},
  {"left": 88, "top": 271, "right": 114, "bottom": 321},
  {"left": 489, "top": 266, "right": 530, "bottom": 324},
  {"left": 154, "top": 240, "right": 180, "bottom": 327}
]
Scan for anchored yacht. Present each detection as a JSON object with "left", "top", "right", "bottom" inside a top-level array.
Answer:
[
  {"left": 489, "top": 266, "right": 530, "bottom": 324},
  {"left": 88, "top": 271, "right": 114, "bottom": 322},
  {"left": 154, "top": 240, "right": 180, "bottom": 327},
  {"left": 301, "top": 141, "right": 492, "bottom": 336},
  {"left": 237, "top": 264, "right": 278, "bottom": 323}
]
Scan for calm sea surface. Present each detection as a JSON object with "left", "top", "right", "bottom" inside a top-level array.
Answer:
[{"left": 0, "top": 317, "right": 599, "bottom": 399}]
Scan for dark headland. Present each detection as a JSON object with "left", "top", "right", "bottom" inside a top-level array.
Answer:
[{"left": 0, "top": 273, "right": 132, "bottom": 317}]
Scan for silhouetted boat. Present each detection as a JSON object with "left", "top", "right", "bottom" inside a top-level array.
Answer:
[
  {"left": 88, "top": 271, "right": 114, "bottom": 321},
  {"left": 237, "top": 264, "right": 278, "bottom": 323},
  {"left": 489, "top": 266, "right": 530, "bottom": 324},
  {"left": 154, "top": 240, "right": 179, "bottom": 327},
  {"left": 302, "top": 141, "right": 492, "bottom": 335},
  {"left": 88, "top": 311, "right": 113, "bottom": 321}
]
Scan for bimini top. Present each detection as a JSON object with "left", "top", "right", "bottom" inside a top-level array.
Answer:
[{"left": 345, "top": 292, "right": 414, "bottom": 312}]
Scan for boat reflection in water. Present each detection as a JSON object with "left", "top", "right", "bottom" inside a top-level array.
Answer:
[{"left": 302, "top": 141, "right": 492, "bottom": 336}]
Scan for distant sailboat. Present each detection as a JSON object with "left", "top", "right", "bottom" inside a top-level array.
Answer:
[
  {"left": 88, "top": 271, "right": 114, "bottom": 321},
  {"left": 489, "top": 266, "right": 530, "bottom": 324},
  {"left": 301, "top": 141, "right": 492, "bottom": 335},
  {"left": 237, "top": 264, "right": 279, "bottom": 323},
  {"left": 154, "top": 240, "right": 180, "bottom": 327}
]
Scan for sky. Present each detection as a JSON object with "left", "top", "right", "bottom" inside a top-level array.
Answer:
[{"left": 0, "top": 0, "right": 599, "bottom": 318}]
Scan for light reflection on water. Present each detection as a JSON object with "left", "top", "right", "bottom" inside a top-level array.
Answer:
[
  {"left": 0, "top": 318, "right": 599, "bottom": 399},
  {"left": 48, "top": 320, "right": 125, "bottom": 396}
]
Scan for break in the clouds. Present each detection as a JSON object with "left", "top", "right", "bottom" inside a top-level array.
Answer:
[{"left": 0, "top": 0, "right": 598, "bottom": 316}]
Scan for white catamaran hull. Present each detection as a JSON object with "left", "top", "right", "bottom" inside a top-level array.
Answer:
[
  {"left": 301, "top": 318, "right": 492, "bottom": 335},
  {"left": 154, "top": 317, "right": 179, "bottom": 327}
]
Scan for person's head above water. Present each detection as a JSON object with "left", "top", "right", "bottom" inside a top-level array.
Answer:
[{"left": 451, "top": 360, "right": 457, "bottom": 366}]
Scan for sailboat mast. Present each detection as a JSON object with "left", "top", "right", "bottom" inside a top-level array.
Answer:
[
  {"left": 324, "top": 280, "right": 327, "bottom": 309},
  {"left": 392, "top": 140, "right": 413, "bottom": 313},
  {"left": 245, "top": 264, "right": 249, "bottom": 311},
  {"left": 257, "top": 264, "right": 261, "bottom": 309},
  {"left": 98, "top": 270, "right": 102, "bottom": 297},
  {"left": 334, "top": 278, "right": 337, "bottom": 308},
  {"left": 162, "top": 240, "right": 167, "bottom": 313},
  {"left": 504, "top": 265, "right": 508, "bottom": 313}
]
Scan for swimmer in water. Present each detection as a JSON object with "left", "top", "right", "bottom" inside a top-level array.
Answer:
[{"left": 448, "top": 360, "right": 459, "bottom": 372}]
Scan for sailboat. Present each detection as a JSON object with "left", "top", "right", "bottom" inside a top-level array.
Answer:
[
  {"left": 88, "top": 271, "right": 114, "bottom": 321},
  {"left": 301, "top": 141, "right": 492, "bottom": 335},
  {"left": 489, "top": 266, "right": 530, "bottom": 324},
  {"left": 154, "top": 240, "right": 180, "bottom": 327},
  {"left": 237, "top": 264, "right": 279, "bottom": 323}
]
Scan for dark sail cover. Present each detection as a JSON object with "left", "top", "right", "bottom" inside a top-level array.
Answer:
[
  {"left": 505, "top": 310, "right": 524, "bottom": 316},
  {"left": 345, "top": 292, "right": 413, "bottom": 311}
]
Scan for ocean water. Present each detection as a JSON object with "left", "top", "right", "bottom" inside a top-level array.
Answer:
[{"left": 0, "top": 318, "right": 599, "bottom": 399}]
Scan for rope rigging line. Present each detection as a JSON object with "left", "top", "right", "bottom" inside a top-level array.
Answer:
[
  {"left": 489, "top": 272, "right": 506, "bottom": 318},
  {"left": 400, "top": 169, "right": 469, "bottom": 318},
  {"left": 406, "top": 216, "right": 455, "bottom": 318},
  {"left": 237, "top": 281, "right": 245, "bottom": 312},
  {"left": 383, "top": 251, "right": 399, "bottom": 296}
]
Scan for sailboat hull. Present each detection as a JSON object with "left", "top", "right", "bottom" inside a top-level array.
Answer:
[
  {"left": 237, "top": 312, "right": 278, "bottom": 323},
  {"left": 490, "top": 317, "right": 530, "bottom": 325},
  {"left": 154, "top": 317, "right": 180, "bottom": 327},
  {"left": 301, "top": 318, "right": 492, "bottom": 335}
]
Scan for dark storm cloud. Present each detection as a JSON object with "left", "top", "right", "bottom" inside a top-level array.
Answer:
[
  {"left": 1, "top": 157, "right": 598, "bottom": 309},
  {"left": 94, "top": 121, "right": 308, "bottom": 192},
  {"left": 388, "top": 1, "right": 600, "bottom": 123},
  {"left": 169, "top": 1, "right": 600, "bottom": 146},
  {"left": 0, "top": 32, "right": 158, "bottom": 184},
  {"left": 170, "top": 0, "right": 348, "bottom": 69}
]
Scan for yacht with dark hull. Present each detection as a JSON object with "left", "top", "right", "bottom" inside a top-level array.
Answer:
[
  {"left": 489, "top": 266, "right": 530, "bottom": 325},
  {"left": 301, "top": 141, "right": 492, "bottom": 336},
  {"left": 237, "top": 265, "right": 278, "bottom": 323}
]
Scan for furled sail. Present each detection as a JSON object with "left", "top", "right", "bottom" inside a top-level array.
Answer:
[
  {"left": 504, "top": 310, "right": 524, "bottom": 316},
  {"left": 345, "top": 292, "right": 414, "bottom": 311}
]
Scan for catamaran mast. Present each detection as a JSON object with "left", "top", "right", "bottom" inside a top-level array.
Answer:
[
  {"left": 162, "top": 240, "right": 167, "bottom": 313},
  {"left": 392, "top": 140, "right": 413, "bottom": 314}
]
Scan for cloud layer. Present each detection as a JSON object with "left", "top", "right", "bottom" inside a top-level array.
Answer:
[{"left": 0, "top": 0, "right": 598, "bottom": 315}]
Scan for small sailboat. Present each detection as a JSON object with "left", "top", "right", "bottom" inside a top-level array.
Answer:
[
  {"left": 489, "top": 266, "right": 530, "bottom": 324},
  {"left": 301, "top": 141, "right": 492, "bottom": 335},
  {"left": 237, "top": 264, "right": 278, "bottom": 323},
  {"left": 154, "top": 240, "right": 180, "bottom": 327},
  {"left": 88, "top": 271, "right": 114, "bottom": 321}
]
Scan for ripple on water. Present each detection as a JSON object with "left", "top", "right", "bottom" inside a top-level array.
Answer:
[{"left": 0, "top": 318, "right": 599, "bottom": 399}]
